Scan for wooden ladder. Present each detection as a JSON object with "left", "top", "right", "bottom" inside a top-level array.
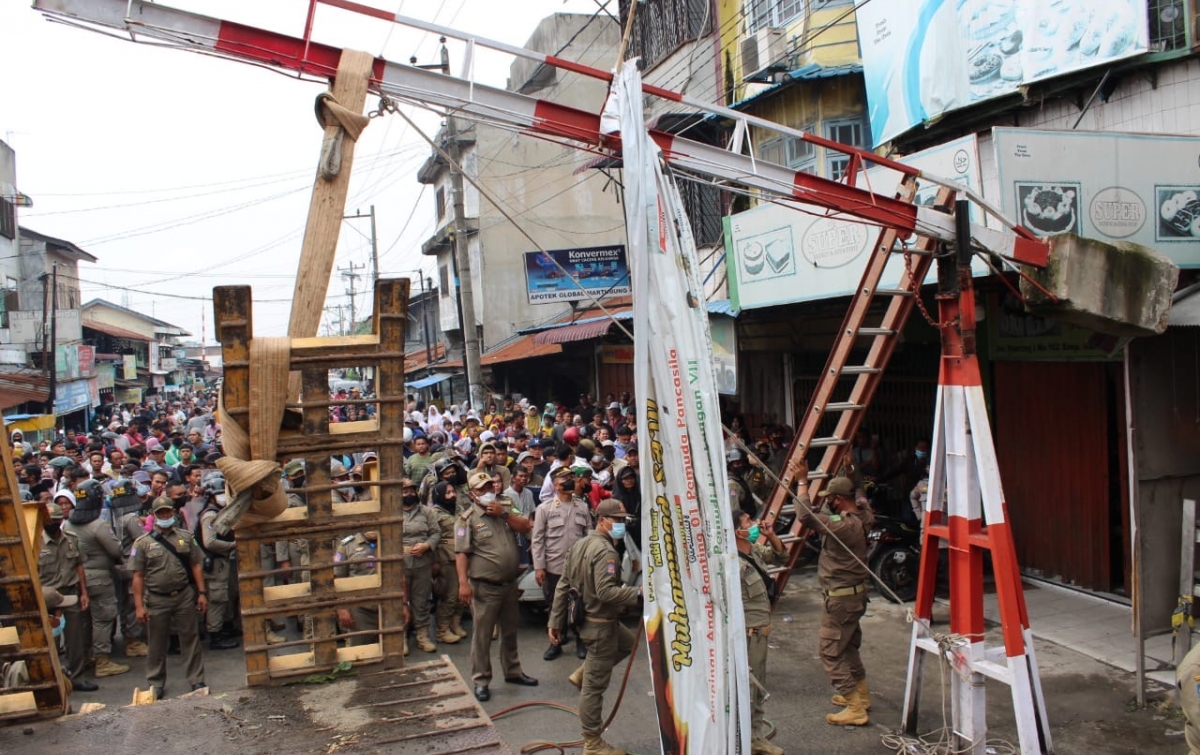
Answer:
[
  {"left": 215, "top": 279, "right": 410, "bottom": 686},
  {"left": 0, "top": 459, "right": 69, "bottom": 720},
  {"left": 760, "top": 184, "right": 953, "bottom": 598}
]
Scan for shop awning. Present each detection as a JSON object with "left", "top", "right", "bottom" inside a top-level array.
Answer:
[
  {"left": 406, "top": 372, "right": 454, "bottom": 390},
  {"left": 0, "top": 371, "right": 50, "bottom": 410},
  {"left": 483, "top": 335, "right": 563, "bottom": 364},
  {"left": 533, "top": 318, "right": 619, "bottom": 344}
]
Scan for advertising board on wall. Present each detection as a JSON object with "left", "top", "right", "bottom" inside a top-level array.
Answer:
[
  {"left": 522, "top": 244, "right": 631, "bottom": 304},
  {"left": 992, "top": 128, "right": 1200, "bottom": 268},
  {"left": 726, "top": 134, "right": 986, "bottom": 310},
  {"left": 55, "top": 379, "right": 96, "bottom": 415},
  {"left": 856, "top": 1, "right": 1149, "bottom": 145}
]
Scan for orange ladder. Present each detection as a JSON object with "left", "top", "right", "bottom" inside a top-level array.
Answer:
[{"left": 760, "top": 185, "right": 953, "bottom": 598}]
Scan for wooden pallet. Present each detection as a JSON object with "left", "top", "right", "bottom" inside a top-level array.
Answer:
[
  {"left": 0, "top": 449, "right": 69, "bottom": 720},
  {"left": 215, "top": 279, "right": 410, "bottom": 686}
]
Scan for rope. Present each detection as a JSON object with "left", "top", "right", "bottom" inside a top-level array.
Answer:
[
  {"left": 315, "top": 91, "right": 371, "bottom": 180},
  {"left": 213, "top": 336, "right": 292, "bottom": 533},
  {"left": 491, "top": 621, "right": 645, "bottom": 755}
]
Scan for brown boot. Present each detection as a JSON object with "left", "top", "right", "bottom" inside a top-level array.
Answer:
[
  {"left": 415, "top": 628, "right": 436, "bottom": 653},
  {"left": 436, "top": 620, "right": 461, "bottom": 645},
  {"left": 124, "top": 640, "right": 149, "bottom": 658},
  {"left": 94, "top": 655, "right": 131, "bottom": 678},
  {"left": 751, "top": 735, "right": 784, "bottom": 755},
  {"left": 582, "top": 735, "right": 626, "bottom": 755},
  {"left": 449, "top": 614, "right": 468, "bottom": 640},
  {"left": 831, "top": 678, "right": 871, "bottom": 710},
  {"left": 265, "top": 629, "right": 287, "bottom": 645},
  {"left": 568, "top": 665, "right": 584, "bottom": 690},
  {"left": 825, "top": 689, "right": 869, "bottom": 726}
]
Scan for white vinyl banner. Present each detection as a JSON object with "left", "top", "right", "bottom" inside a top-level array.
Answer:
[{"left": 607, "top": 61, "right": 749, "bottom": 754}]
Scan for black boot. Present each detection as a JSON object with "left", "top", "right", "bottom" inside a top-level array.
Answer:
[
  {"left": 543, "top": 643, "right": 562, "bottom": 661},
  {"left": 209, "top": 633, "right": 240, "bottom": 650}
]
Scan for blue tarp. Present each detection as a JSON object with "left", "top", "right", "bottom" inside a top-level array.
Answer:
[{"left": 405, "top": 372, "right": 454, "bottom": 390}]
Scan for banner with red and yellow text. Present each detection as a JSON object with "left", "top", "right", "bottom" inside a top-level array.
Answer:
[{"left": 606, "top": 61, "right": 749, "bottom": 754}]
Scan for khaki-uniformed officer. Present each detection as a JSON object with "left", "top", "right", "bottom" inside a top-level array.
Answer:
[
  {"left": 39, "top": 501, "right": 98, "bottom": 691},
  {"left": 334, "top": 531, "right": 382, "bottom": 648},
  {"left": 63, "top": 479, "right": 130, "bottom": 678},
  {"left": 732, "top": 507, "right": 786, "bottom": 755},
  {"left": 130, "top": 497, "right": 208, "bottom": 698},
  {"left": 1177, "top": 640, "right": 1200, "bottom": 754},
  {"left": 792, "top": 466, "right": 874, "bottom": 726},
  {"left": 429, "top": 480, "right": 466, "bottom": 644},
  {"left": 400, "top": 478, "right": 440, "bottom": 652},
  {"left": 532, "top": 466, "right": 592, "bottom": 661},
  {"left": 107, "top": 466, "right": 149, "bottom": 657},
  {"left": 548, "top": 499, "right": 638, "bottom": 755},
  {"left": 475, "top": 442, "right": 511, "bottom": 491},
  {"left": 197, "top": 476, "right": 240, "bottom": 650},
  {"left": 455, "top": 470, "right": 536, "bottom": 701}
]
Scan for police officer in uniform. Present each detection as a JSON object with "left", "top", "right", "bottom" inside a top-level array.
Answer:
[
  {"left": 63, "top": 479, "right": 130, "bottom": 678},
  {"left": 400, "top": 478, "right": 440, "bottom": 652},
  {"left": 455, "top": 470, "right": 536, "bottom": 702},
  {"left": 429, "top": 480, "right": 466, "bottom": 644},
  {"left": 110, "top": 467, "right": 150, "bottom": 656},
  {"left": 39, "top": 501, "right": 99, "bottom": 691},
  {"left": 533, "top": 466, "right": 592, "bottom": 661},
  {"left": 130, "top": 497, "right": 208, "bottom": 699},
  {"left": 197, "top": 475, "right": 240, "bottom": 650},
  {"left": 547, "top": 499, "right": 638, "bottom": 755},
  {"left": 732, "top": 506, "right": 786, "bottom": 755},
  {"left": 792, "top": 465, "right": 874, "bottom": 726}
]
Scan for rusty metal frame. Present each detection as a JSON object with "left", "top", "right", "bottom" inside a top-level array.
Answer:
[{"left": 214, "top": 278, "right": 410, "bottom": 686}]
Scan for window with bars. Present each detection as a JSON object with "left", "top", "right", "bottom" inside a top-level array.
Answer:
[
  {"left": 435, "top": 187, "right": 446, "bottom": 221},
  {"left": 620, "top": 0, "right": 714, "bottom": 71},
  {"left": 677, "top": 178, "right": 724, "bottom": 247},
  {"left": 0, "top": 198, "right": 14, "bottom": 240},
  {"left": 747, "top": 0, "right": 803, "bottom": 32},
  {"left": 1148, "top": 0, "right": 1190, "bottom": 53},
  {"left": 439, "top": 264, "right": 450, "bottom": 298},
  {"left": 824, "top": 118, "right": 865, "bottom": 181}
]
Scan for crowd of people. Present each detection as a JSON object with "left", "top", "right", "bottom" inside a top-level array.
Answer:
[{"left": 3, "top": 386, "right": 907, "bottom": 755}]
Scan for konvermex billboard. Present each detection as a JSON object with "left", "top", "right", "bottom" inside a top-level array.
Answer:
[{"left": 522, "top": 244, "right": 631, "bottom": 304}]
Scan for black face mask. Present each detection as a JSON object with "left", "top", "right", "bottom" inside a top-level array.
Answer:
[
  {"left": 44, "top": 523, "right": 62, "bottom": 536},
  {"left": 402, "top": 494, "right": 419, "bottom": 508},
  {"left": 292, "top": 475, "right": 306, "bottom": 490},
  {"left": 172, "top": 494, "right": 188, "bottom": 507}
]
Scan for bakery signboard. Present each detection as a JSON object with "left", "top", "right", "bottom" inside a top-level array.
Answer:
[
  {"left": 726, "top": 134, "right": 986, "bottom": 310},
  {"left": 992, "top": 128, "right": 1200, "bottom": 268},
  {"left": 856, "top": 1, "right": 1149, "bottom": 146}
]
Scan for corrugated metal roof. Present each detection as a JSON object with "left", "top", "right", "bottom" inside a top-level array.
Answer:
[
  {"left": 533, "top": 318, "right": 618, "bottom": 344},
  {"left": 481, "top": 335, "right": 562, "bottom": 365},
  {"left": 82, "top": 319, "right": 152, "bottom": 342},
  {"left": 727, "top": 63, "right": 864, "bottom": 111}
]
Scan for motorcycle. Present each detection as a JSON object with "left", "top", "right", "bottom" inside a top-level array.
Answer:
[{"left": 866, "top": 513, "right": 921, "bottom": 603}]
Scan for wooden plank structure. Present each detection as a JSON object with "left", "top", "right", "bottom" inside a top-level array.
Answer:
[
  {"left": 215, "top": 278, "right": 410, "bottom": 686},
  {"left": 0, "top": 457, "right": 69, "bottom": 720}
]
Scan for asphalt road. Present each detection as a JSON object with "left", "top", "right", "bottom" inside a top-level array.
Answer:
[{"left": 39, "top": 570, "right": 1186, "bottom": 754}]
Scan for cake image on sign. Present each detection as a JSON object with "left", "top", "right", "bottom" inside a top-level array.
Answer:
[
  {"left": 1088, "top": 187, "right": 1145, "bottom": 239},
  {"left": 1017, "top": 182, "right": 1080, "bottom": 236},
  {"left": 1155, "top": 186, "right": 1200, "bottom": 240},
  {"left": 802, "top": 217, "right": 870, "bottom": 269},
  {"left": 739, "top": 227, "right": 794, "bottom": 281}
]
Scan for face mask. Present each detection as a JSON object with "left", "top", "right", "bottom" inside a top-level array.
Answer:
[
  {"left": 172, "top": 494, "right": 188, "bottom": 506},
  {"left": 135, "top": 483, "right": 150, "bottom": 497},
  {"left": 402, "top": 494, "right": 419, "bottom": 508},
  {"left": 609, "top": 521, "right": 626, "bottom": 541},
  {"left": 44, "top": 523, "right": 62, "bottom": 536},
  {"left": 915, "top": 450, "right": 928, "bottom": 460},
  {"left": 477, "top": 492, "right": 496, "bottom": 507},
  {"left": 154, "top": 515, "right": 176, "bottom": 529},
  {"left": 215, "top": 494, "right": 227, "bottom": 507},
  {"left": 52, "top": 615, "right": 65, "bottom": 639},
  {"left": 745, "top": 524, "right": 761, "bottom": 543}
]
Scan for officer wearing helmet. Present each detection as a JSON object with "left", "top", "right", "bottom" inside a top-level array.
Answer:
[
  {"left": 63, "top": 479, "right": 130, "bottom": 679},
  {"left": 331, "top": 460, "right": 359, "bottom": 504},
  {"left": 399, "top": 477, "right": 440, "bottom": 653},
  {"left": 197, "top": 474, "right": 239, "bottom": 650},
  {"left": 422, "top": 456, "right": 468, "bottom": 512},
  {"left": 728, "top": 448, "right": 758, "bottom": 519}
]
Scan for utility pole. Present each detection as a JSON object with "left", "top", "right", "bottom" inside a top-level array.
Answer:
[
  {"left": 344, "top": 206, "right": 380, "bottom": 286},
  {"left": 339, "top": 261, "right": 364, "bottom": 332},
  {"left": 422, "top": 275, "right": 434, "bottom": 366},
  {"left": 440, "top": 43, "right": 486, "bottom": 411},
  {"left": 46, "top": 263, "right": 58, "bottom": 421}
]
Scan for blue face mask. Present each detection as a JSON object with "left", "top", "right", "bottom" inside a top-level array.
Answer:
[
  {"left": 52, "top": 615, "right": 65, "bottom": 639},
  {"left": 745, "top": 524, "right": 761, "bottom": 542},
  {"left": 609, "top": 521, "right": 626, "bottom": 541},
  {"left": 915, "top": 450, "right": 928, "bottom": 460},
  {"left": 154, "top": 515, "right": 175, "bottom": 529}
]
